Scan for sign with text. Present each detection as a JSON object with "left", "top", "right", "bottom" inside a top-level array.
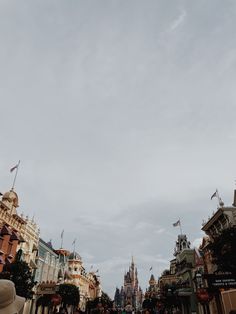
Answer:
[
  {"left": 206, "top": 274, "right": 236, "bottom": 289},
  {"left": 36, "top": 283, "right": 58, "bottom": 295}
]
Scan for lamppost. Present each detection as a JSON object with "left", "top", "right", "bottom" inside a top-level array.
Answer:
[
  {"left": 195, "top": 271, "right": 211, "bottom": 314},
  {"left": 196, "top": 272, "right": 203, "bottom": 288}
]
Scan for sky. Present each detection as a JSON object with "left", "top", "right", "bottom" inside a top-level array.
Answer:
[{"left": 1, "top": 0, "right": 236, "bottom": 297}]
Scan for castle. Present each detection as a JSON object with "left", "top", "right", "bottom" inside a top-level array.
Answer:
[{"left": 114, "top": 257, "right": 143, "bottom": 311}]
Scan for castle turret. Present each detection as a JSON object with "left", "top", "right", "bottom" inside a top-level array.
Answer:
[{"left": 116, "top": 257, "right": 143, "bottom": 311}]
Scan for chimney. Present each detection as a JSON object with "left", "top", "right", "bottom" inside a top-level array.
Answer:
[{"left": 232, "top": 190, "right": 236, "bottom": 207}]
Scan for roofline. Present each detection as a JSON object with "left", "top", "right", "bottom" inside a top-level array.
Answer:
[
  {"left": 201, "top": 206, "right": 235, "bottom": 231},
  {"left": 39, "top": 238, "right": 58, "bottom": 255}
]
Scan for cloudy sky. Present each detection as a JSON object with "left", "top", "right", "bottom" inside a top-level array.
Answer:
[{"left": 1, "top": 0, "right": 236, "bottom": 297}]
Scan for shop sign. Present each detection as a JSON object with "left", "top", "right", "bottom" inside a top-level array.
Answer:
[
  {"left": 206, "top": 274, "right": 236, "bottom": 289},
  {"left": 37, "top": 283, "right": 58, "bottom": 295}
]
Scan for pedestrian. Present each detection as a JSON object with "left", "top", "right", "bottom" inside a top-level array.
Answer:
[
  {"left": 59, "top": 306, "right": 68, "bottom": 314},
  {"left": 0, "top": 279, "right": 25, "bottom": 314}
]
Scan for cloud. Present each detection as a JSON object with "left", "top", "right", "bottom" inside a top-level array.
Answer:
[
  {"left": 192, "top": 238, "right": 203, "bottom": 249},
  {"left": 169, "top": 10, "right": 186, "bottom": 32},
  {"left": 1, "top": 0, "right": 236, "bottom": 298},
  {"left": 154, "top": 228, "right": 166, "bottom": 234}
]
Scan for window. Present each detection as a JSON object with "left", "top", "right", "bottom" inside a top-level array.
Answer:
[{"left": 7, "top": 242, "right": 13, "bottom": 255}]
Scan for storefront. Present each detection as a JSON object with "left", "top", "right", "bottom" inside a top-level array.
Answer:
[{"left": 205, "top": 273, "right": 236, "bottom": 314}]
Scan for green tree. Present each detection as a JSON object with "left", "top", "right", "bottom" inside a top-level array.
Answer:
[
  {"left": 0, "top": 250, "right": 35, "bottom": 299},
  {"left": 101, "top": 291, "right": 113, "bottom": 308},
  {"left": 89, "top": 291, "right": 113, "bottom": 311},
  {"left": 142, "top": 298, "right": 153, "bottom": 310},
  {"left": 58, "top": 283, "right": 80, "bottom": 307},
  {"left": 209, "top": 227, "right": 236, "bottom": 272}
]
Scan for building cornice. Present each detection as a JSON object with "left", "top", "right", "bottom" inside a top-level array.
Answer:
[{"left": 202, "top": 206, "right": 236, "bottom": 232}]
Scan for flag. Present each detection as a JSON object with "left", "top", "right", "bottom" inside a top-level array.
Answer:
[
  {"left": 10, "top": 164, "right": 18, "bottom": 172},
  {"left": 211, "top": 191, "right": 217, "bottom": 200},
  {"left": 60, "top": 230, "right": 64, "bottom": 239},
  {"left": 149, "top": 266, "right": 153, "bottom": 271},
  {"left": 95, "top": 269, "right": 99, "bottom": 273},
  {"left": 72, "top": 238, "right": 76, "bottom": 245},
  {"left": 173, "top": 219, "right": 180, "bottom": 227}
]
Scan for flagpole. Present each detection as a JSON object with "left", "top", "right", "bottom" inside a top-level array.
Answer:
[
  {"left": 179, "top": 218, "right": 183, "bottom": 235},
  {"left": 216, "top": 189, "right": 221, "bottom": 207},
  {"left": 73, "top": 239, "right": 76, "bottom": 254},
  {"left": 60, "top": 230, "right": 64, "bottom": 249},
  {"left": 11, "top": 160, "right": 20, "bottom": 190}
]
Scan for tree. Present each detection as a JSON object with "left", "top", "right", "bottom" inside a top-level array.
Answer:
[
  {"left": 209, "top": 227, "right": 236, "bottom": 273},
  {"left": 0, "top": 250, "right": 36, "bottom": 299},
  {"left": 101, "top": 291, "right": 112, "bottom": 307},
  {"left": 142, "top": 298, "right": 153, "bottom": 310},
  {"left": 58, "top": 283, "right": 80, "bottom": 307},
  {"left": 88, "top": 291, "right": 113, "bottom": 312}
]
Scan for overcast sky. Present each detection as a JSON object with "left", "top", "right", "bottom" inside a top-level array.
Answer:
[{"left": 1, "top": 0, "right": 236, "bottom": 297}]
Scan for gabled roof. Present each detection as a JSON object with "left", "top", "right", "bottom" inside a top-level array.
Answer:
[{"left": 0, "top": 224, "right": 12, "bottom": 236}]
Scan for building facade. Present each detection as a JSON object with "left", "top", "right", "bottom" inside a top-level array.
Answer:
[
  {"left": 34, "top": 239, "right": 60, "bottom": 284},
  {"left": 0, "top": 189, "right": 39, "bottom": 270},
  {"left": 201, "top": 190, "right": 236, "bottom": 314},
  {"left": 157, "top": 234, "right": 197, "bottom": 314},
  {"left": 0, "top": 224, "right": 21, "bottom": 271},
  {"left": 66, "top": 251, "right": 101, "bottom": 311},
  {"left": 114, "top": 257, "right": 143, "bottom": 311}
]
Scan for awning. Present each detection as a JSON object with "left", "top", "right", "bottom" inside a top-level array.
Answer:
[
  {"left": 0, "top": 256, "right": 5, "bottom": 265},
  {"left": 177, "top": 288, "right": 192, "bottom": 297}
]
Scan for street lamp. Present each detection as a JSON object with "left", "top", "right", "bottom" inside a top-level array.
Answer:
[
  {"left": 195, "top": 271, "right": 212, "bottom": 314},
  {"left": 196, "top": 272, "right": 203, "bottom": 289}
]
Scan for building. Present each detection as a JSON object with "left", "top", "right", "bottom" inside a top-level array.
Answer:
[
  {"left": 0, "top": 189, "right": 40, "bottom": 314},
  {"left": 143, "top": 274, "right": 160, "bottom": 310},
  {"left": 54, "top": 247, "right": 71, "bottom": 283},
  {"left": 0, "top": 224, "right": 22, "bottom": 271},
  {"left": 66, "top": 251, "right": 101, "bottom": 311},
  {"left": 19, "top": 215, "right": 39, "bottom": 270},
  {"left": 114, "top": 257, "right": 143, "bottom": 311},
  {"left": 35, "top": 239, "right": 60, "bottom": 284},
  {"left": 0, "top": 189, "right": 39, "bottom": 270},
  {"left": 201, "top": 190, "right": 236, "bottom": 314},
  {"left": 174, "top": 239, "right": 197, "bottom": 314},
  {"left": 0, "top": 190, "right": 26, "bottom": 234},
  {"left": 157, "top": 234, "right": 197, "bottom": 314},
  {"left": 148, "top": 274, "right": 157, "bottom": 295},
  {"left": 32, "top": 239, "right": 60, "bottom": 314}
]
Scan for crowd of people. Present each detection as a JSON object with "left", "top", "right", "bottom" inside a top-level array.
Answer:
[
  {"left": 0, "top": 280, "right": 182, "bottom": 314},
  {"left": 1, "top": 279, "right": 236, "bottom": 314}
]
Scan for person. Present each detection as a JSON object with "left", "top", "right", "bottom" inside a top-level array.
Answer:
[
  {"left": 59, "top": 306, "right": 69, "bottom": 313},
  {"left": 0, "top": 279, "right": 25, "bottom": 314}
]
